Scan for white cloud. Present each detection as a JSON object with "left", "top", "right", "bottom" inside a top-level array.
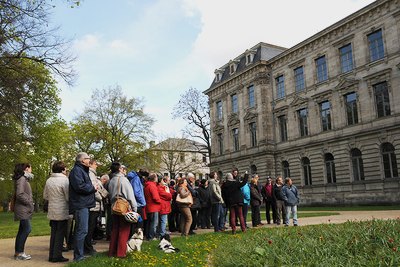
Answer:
[{"left": 73, "top": 34, "right": 101, "bottom": 51}]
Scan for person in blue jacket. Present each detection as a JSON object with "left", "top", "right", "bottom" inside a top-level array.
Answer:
[
  {"left": 127, "top": 170, "right": 146, "bottom": 233},
  {"left": 69, "top": 152, "right": 97, "bottom": 262},
  {"left": 281, "top": 177, "right": 300, "bottom": 227},
  {"left": 240, "top": 180, "right": 250, "bottom": 229}
]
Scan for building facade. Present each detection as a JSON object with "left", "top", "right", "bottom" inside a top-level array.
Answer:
[
  {"left": 152, "top": 138, "right": 210, "bottom": 180},
  {"left": 204, "top": 0, "right": 400, "bottom": 205}
]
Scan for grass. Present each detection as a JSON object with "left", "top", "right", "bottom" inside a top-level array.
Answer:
[
  {"left": 0, "top": 212, "right": 50, "bottom": 239},
  {"left": 67, "top": 219, "right": 400, "bottom": 267},
  {"left": 300, "top": 205, "right": 400, "bottom": 211}
]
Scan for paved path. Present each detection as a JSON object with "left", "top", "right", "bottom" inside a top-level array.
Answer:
[{"left": 0, "top": 210, "right": 399, "bottom": 267}]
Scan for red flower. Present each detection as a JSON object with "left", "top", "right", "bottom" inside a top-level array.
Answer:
[
  {"left": 393, "top": 247, "right": 397, "bottom": 252},
  {"left": 389, "top": 238, "right": 394, "bottom": 243},
  {"left": 268, "top": 240, "right": 273, "bottom": 245}
]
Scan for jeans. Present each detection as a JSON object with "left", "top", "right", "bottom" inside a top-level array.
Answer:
[
  {"left": 284, "top": 205, "right": 298, "bottom": 226},
  {"left": 84, "top": 211, "right": 99, "bottom": 254},
  {"left": 74, "top": 208, "right": 89, "bottom": 261},
  {"left": 242, "top": 204, "right": 249, "bottom": 227},
  {"left": 211, "top": 203, "right": 224, "bottom": 232},
  {"left": 159, "top": 214, "right": 168, "bottom": 237},
  {"left": 15, "top": 219, "right": 31, "bottom": 254},
  {"left": 146, "top": 212, "right": 159, "bottom": 240}
]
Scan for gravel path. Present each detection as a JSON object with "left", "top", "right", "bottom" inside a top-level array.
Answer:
[{"left": 0, "top": 210, "right": 399, "bottom": 267}]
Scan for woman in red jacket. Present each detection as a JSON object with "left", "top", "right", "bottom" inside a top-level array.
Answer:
[
  {"left": 144, "top": 173, "right": 161, "bottom": 240},
  {"left": 157, "top": 175, "right": 172, "bottom": 238}
]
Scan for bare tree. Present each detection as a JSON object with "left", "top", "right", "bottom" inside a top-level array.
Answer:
[
  {"left": 0, "top": 0, "right": 76, "bottom": 84},
  {"left": 152, "top": 137, "right": 208, "bottom": 177},
  {"left": 172, "top": 87, "right": 211, "bottom": 156}
]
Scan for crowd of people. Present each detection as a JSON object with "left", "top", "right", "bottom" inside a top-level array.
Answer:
[{"left": 11, "top": 153, "right": 300, "bottom": 262}]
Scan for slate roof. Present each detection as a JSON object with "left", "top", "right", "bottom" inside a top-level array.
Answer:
[{"left": 207, "top": 42, "right": 286, "bottom": 91}]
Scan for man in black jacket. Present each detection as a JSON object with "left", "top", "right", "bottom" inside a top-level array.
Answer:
[
  {"left": 273, "top": 176, "right": 286, "bottom": 225},
  {"left": 69, "top": 152, "right": 97, "bottom": 262}
]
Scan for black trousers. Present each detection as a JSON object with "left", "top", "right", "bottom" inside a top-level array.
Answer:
[
  {"left": 251, "top": 205, "right": 261, "bottom": 227},
  {"left": 84, "top": 211, "right": 99, "bottom": 253},
  {"left": 265, "top": 200, "right": 277, "bottom": 223},
  {"left": 49, "top": 220, "right": 68, "bottom": 260}
]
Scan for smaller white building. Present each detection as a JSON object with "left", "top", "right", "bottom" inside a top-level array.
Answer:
[{"left": 152, "top": 138, "right": 210, "bottom": 180}]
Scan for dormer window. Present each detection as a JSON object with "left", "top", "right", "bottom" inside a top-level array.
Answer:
[
  {"left": 245, "top": 49, "right": 257, "bottom": 65},
  {"left": 214, "top": 68, "right": 224, "bottom": 83},
  {"left": 229, "top": 59, "right": 239, "bottom": 75}
]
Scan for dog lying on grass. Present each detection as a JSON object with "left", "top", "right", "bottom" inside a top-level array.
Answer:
[
  {"left": 158, "top": 234, "right": 180, "bottom": 253},
  {"left": 127, "top": 228, "right": 144, "bottom": 252}
]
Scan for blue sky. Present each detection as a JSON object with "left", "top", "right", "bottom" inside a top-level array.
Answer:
[{"left": 52, "top": 0, "right": 375, "bottom": 141}]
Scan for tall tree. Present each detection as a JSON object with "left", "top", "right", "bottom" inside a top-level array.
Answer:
[
  {"left": 172, "top": 87, "right": 211, "bottom": 156},
  {"left": 72, "top": 86, "right": 154, "bottom": 165}
]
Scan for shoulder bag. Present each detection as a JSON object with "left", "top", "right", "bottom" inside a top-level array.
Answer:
[{"left": 112, "top": 176, "right": 131, "bottom": 215}]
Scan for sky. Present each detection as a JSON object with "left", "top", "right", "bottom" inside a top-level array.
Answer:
[{"left": 52, "top": 0, "right": 375, "bottom": 141}]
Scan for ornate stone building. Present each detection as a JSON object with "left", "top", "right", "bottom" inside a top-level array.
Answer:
[{"left": 204, "top": 0, "right": 400, "bottom": 205}]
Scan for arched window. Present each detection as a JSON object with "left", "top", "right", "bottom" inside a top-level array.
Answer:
[
  {"left": 282, "top": 161, "right": 290, "bottom": 178},
  {"left": 351, "top": 148, "right": 364, "bottom": 181},
  {"left": 301, "top": 157, "right": 312, "bottom": 185},
  {"left": 250, "top": 164, "right": 257, "bottom": 175},
  {"left": 325, "top": 153, "right": 336, "bottom": 183},
  {"left": 381, "top": 143, "right": 398, "bottom": 178}
]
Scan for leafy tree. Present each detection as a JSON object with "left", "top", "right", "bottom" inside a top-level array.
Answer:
[
  {"left": 72, "top": 86, "right": 155, "bottom": 167},
  {"left": 172, "top": 87, "right": 211, "bottom": 157}
]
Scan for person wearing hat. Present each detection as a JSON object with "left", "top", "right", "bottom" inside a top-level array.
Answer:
[{"left": 69, "top": 152, "right": 97, "bottom": 262}]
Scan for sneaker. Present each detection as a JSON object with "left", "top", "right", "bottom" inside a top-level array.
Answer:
[{"left": 15, "top": 253, "right": 31, "bottom": 260}]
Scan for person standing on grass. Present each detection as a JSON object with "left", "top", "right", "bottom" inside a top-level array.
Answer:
[
  {"left": 273, "top": 176, "right": 286, "bottom": 225},
  {"left": 108, "top": 162, "right": 137, "bottom": 258},
  {"left": 69, "top": 152, "right": 97, "bottom": 262},
  {"left": 43, "top": 161, "right": 70, "bottom": 263},
  {"left": 208, "top": 171, "right": 225, "bottom": 232},
  {"left": 12, "top": 163, "right": 34, "bottom": 261},
  {"left": 281, "top": 177, "right": 300, "bottom": 226},
  {"left": 240, "top": 179, "right": 251, "bottom": 229},
  {"left": 144, "top": 173, "right": 161, "bottom": 240},
  {"left": 249, "top": 175, "right": 263, "bottom": 227},
  {"left": 176, "top": 178, "right": 193, "bottom": 237}
]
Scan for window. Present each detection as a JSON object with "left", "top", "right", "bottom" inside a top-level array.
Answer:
[
  {"left": 325, "top": 153, "right": 336, "bottom": 183},
  {"left": 351, "top": 148, "right": 365, "bottom": 181},
  {"left": 276, "top": 75, "right": 285, "bottom": 99},
  {"left": 202, "top": 154, "right": 207, "bottom": 163},
  {"left": 217, "top": 133, "right": 223, "bottom": 155},
  {"left": 315, "top": 55, "right": 328, "bottom": 82},
  {"left": 246, "top": 54, "right": 253, "bottom": 65},
  {"left": 180, "top": 153, "right": 185, "bottom": 163},
  {"left": 232, "top": 128, "right": 239, "bottom": 151},
  {"left": 215, "top": 73, "right": 221, "bottom": 82},
  {"left": 192, "top": 152, "right": 196, "bottom": 162},
  {"left": 345, "top": 92, "right": 358, "bottom": 125},
  {"left": 298, "top": 108, "right": 308, "bottom": 137},
  {"left": 282, "top": 161, "right": 290, "bottom": 179},
  {"left": 199, "top": 173, "right": 203, "bottom": 180},
  {"left": 320, "top": 101, "right": 332, "bottom": 131},
  {"left": 368, "top": 29, "right": 384, "bottom": 62},
  {"left": 302, "top": 157, "right": 312, "bottom": 185},
  {"left": 249, "top": 122, "right": 257, "bottom": 147},
  {"left": 294, "top": 66, "right": 305, "bottom": 92},
  {"left": 231, "top": 94, "right": 238, "bottom": 113},
  {"left": 230, "top": 64, "right": 236, "bottom": 74},
  {"left": 278, "top": 115, "right": 288, "bottom": 142},
  {"left": 374, "top": 82, "right": 390, "bottom": 118},
  {"left": 248, "top": 85, "right": 255, "bottom": 108},
  {"left": 216, "top": 101, "right": 223, "bottom": 120},
  {"left": 381, "top": 143, "right": 398, "bottom": 178},
  {"left": 339, "top": 44, "right": 353, "bottom": 73}
]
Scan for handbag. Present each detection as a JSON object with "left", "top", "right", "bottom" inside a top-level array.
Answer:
[
  {"left": 112, "top": 176, "right": 131, "bottom": 215},
  {"left": 176, "top": 189, "right": 193, "bottom": 205}
]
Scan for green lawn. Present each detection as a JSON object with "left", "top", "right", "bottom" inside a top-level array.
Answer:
[
  {"left": 0, "top": 212, "right": 50, "bottom": 239},
  {"left": 300, "top": 205, "right": 400, "bottom": 211},
  {"left": 67, "top": 219, "right": 400, "bottom": 267}
]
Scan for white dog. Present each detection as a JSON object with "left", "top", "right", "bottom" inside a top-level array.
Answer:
[
  {"left": 158, "top": 234, "right": 180, "bottom": 253},
  {"left": 127, "top": 228, "right": 144, "bottom": 252}
]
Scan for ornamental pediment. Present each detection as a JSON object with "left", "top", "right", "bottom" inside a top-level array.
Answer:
[
  {"left": 228, "top": 113, "right": 240, "bottom": 126},
  {"left": 243, "top": 110, "right": 258, "bottom": 121},
  {"left": 289, "top": 95, "right": 308, "bottom": 108},
  {"left": 335, "top": 77, "right": 359, "bottom": 90},
  {"left": 214, "top": 122, "right": 224, "bottom": 132}
]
